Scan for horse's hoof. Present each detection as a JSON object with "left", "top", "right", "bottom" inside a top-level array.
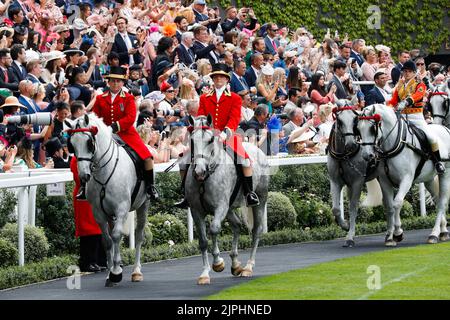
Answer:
[
  {"left": 343, "top": 240, "right": 355, "bottom": 248},
  {"left": 393, "top": 233, "right": 404, "bottom": 243},
  {"left": 439, "top": 232, "right": 450, "bottom": 242},
  {"left": 197, "top": 276, "right": 210, "bottom": 285},
  {"left": 427, "top": 235, "right": 439, "bottom": 244},
  {"left": 231, "top": 265, "right": 244, "bottom": 277},
  {"left": 212, "top": 260, "right": 225, "bottom": 273},
  {"left": 240, "top": 268, "right": 253, "bottom": 277},
  {"left": 131, "top": 272, "right": 143, "bottom": 282},
  {"left": 105, "top": 279, "right": 114, "bottom": 287},
  {"left": 385, "top": 240, "right": 397, "bottom": 247},
  {"left": 108, "top": 271, "right": 122, "bottom": 283}
]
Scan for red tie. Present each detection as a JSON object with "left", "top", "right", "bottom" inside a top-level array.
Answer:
[
  {"left": 3, "top": 69, "right": 8, "bottom": 83},
  {"left": 272, "top": 40, "right": 277, "bottom": 51}
]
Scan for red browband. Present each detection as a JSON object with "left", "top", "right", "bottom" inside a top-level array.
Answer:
[
  {"left": 430, "top": 92, "right": 448, "bottom": 96},
  {"left": 66, "top": 126, "right": 99, "bottom": 135},
  {"left": 359, "top": 114, "right": 382, "bottom": 122}
]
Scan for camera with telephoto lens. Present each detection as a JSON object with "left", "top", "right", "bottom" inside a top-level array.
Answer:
[
  {"left": 6, "top": 113, "right": 53, "bottom": 126},
  {"left": 275, "top": 113, "right": 289, "bottom": 120},
  {"left": 157, "top": 109, "right": 182, "bottom": 117}
]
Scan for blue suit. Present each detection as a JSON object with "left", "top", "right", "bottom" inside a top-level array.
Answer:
[
  {"left": 230, "top": 72, "right": 249, "bottom": 94},
  {"left": 365, "top": 86, "right": 387, "bottom": 106},
  {"left": 350, "top": 50, "right": 364, "bottom": 67},
  {"left": 244, "top": 67, "right": 258, "bottom": 89},
  {"left": 391, "top": 63, "right": 403, "bottom": 86},
  {"left": 264, "top": 36, "right": 280, "bottom": 55}
]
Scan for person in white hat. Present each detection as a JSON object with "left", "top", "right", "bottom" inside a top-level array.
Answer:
[
  {"left": 41, "top": 51, "right": 66, "bottom": 85},
  {"left": 255, "top": 63, "right": 279, "bottom": 113}
]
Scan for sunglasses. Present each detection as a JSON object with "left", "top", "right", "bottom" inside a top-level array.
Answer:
[
  {"left": 166, "top": 90, "right": 175, "bottom": 93},
  {"left": 416, "top": 63, "right": 424, "bottom": 66},
  {"left": 272, "top": 29, "right": 279, "bottom": 32}
]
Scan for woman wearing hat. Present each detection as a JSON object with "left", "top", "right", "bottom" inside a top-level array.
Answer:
[
  {"left": 388, "top": 60, "right": 445, "bottom": 174},
  {"left": 41, "top": 51, "right": 66, "bottom": 85},
  {"left": 256, "top": 64, "right": 279, "bottom": 114},
  {"left": 89, "top": 66, "right": 159, "bottom": 200},
  {"left": 175, "top": 63, "right": 260, "bottom": 208}
]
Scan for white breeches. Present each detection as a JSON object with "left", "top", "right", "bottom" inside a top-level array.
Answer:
[{"left": 402, "top": 113, "right": 439, "bottom": 147}]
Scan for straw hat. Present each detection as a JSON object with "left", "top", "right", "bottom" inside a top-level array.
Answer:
[
  {"left": 289, "top": 129, "right": 315, "bottom": 144},
  {"left": 0, "top": 96, "right": 27, "bottom": 110},
  {"left": 42, "top": 51, "right": 66, "bottom": 67}
]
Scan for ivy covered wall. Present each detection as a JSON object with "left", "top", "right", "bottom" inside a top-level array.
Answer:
[{"left": 211, "top": 0, "right": 449, "bottom": 55}]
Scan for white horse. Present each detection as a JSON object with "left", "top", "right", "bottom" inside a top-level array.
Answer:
[
  {"left": 66, "top": 114, "right": 150, "bottom": 286},
  {"left": 327, "top": 102, "right": 381, "bottom": 247},
  {"left": 357, "top": 104, "right": 450, "bottom": 246},
  {"left": 429, "top": 83, "right": 450, "bottom": 127}
]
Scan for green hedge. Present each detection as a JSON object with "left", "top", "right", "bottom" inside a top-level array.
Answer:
[
  {"left": 267, "top": 192, "right": 298, "bottom": 231},
  {"left": 147, "top": 213, "right": 188, "bottom": 246},
  {"left": 0, "top": 189, "right": 17, "bottom": 229},
  {"left": 0, "top": 223, "right": 49, "bottom": 264},
  {"left": 213, "top": 0, "right": 449, "bottom": 55},
  {"left": 0, "top": 238, "right": 18, "bottom": 268},
  {"left": 0, "top": 215, "right": 439, "bottom": 290}
]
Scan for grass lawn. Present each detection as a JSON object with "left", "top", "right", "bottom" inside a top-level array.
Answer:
[{"left": 207, "top": 242, "right": 450, "bottom": 300}]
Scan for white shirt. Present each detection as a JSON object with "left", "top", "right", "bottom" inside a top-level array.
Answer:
[
  {"left": 110, "top": 92, "right": 118, "bottom": 103},
  {"left": 242, "top": 107, "right": 254, "bottom": 121},
  {"left": 14, "top": 60, "right": 25, "bottom": 74},
  {"left": 376, "top": 85, "right": 389, "bottom": 102},
  {"left": 215, "top": 86, "right": 226, "bottom": 101},
  {"left": 200, "top": 41, "right": 219, "bottom": 64},
  {"left": 251, "top": 65, "right": 260, "bottom": 78},
  {"left": 120, "top": 32, "right": 134, "bottom": 66},
  {"left": 20, "top": 94, "right": 37, "bottom": 112}
]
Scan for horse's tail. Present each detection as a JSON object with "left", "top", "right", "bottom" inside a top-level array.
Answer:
[{"left": 362, "top": 179, "right": 383, "bottom": 207}]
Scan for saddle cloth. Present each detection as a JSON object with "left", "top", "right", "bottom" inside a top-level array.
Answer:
[{"left": 113, "top": 134, "right": 144, "bottom": 181}]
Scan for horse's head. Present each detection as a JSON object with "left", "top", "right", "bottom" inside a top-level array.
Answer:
[
  {"left": 332, "top": 101, "right": 361, "bottom": 153},
  {"left": 357, "top": 105, "right": 384, "bottom": 162},
  {"left": 429, "top": 84, "right": 450, "bottom": 125},
  {"left": 188, "top": 114, "right": 219, "bottom": 182},
  {"left": 65, "top": 114, "right": 99, "bottom": 184}
]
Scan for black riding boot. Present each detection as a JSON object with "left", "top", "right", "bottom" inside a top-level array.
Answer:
[
  {"left": 243, "top": 176, "right": 260, "bottom": 207},
  {"left": 432, "top": 150, "right": 446, "bottom": 174},
  {"left": 76, "top": 183, "right": 87, "bottom": 200},
  {"left": 174, "top": 167, "right": 189, "bottom": 209},
  {"left": 144, "top": 169, "right": 159, "bottom": 200}
]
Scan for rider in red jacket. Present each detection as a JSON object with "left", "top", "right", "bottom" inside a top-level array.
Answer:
[
  {"left": 77, "top": 66, "right": 159, "bottom": 199},
  {"left": 175, "top": 63, "right": 260, "bottom": 208}
]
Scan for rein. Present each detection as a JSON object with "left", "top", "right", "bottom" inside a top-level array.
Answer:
[
  {"left": 329, "top": 106, "right": 361, "bottom": 160},
  {"left": 429, "top": 90, "right": 450, "bottom": 123}
]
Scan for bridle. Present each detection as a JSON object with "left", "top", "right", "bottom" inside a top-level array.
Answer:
[
  {"left": 329, "top": 105, "right": 361, "bottom": 160},
  {"left": 429, "top": 89, "right": 449, "bottom": 122},
  {"left": 188, "top": 125, "right": 221, "bottom": 182}
]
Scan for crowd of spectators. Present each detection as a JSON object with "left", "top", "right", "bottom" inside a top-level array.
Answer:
[{"left": 0, "top": 0, "right": 449, "bottom": 172}]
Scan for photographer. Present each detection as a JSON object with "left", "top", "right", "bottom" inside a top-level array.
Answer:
[{"left": 126, "top": 64, "right": 150, "bottom": 97}]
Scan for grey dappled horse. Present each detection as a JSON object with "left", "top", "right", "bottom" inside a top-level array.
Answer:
[
  {"left": 327, "top": 102, "right": 380, "bottom": 247},
  {"left": 66, "top": 114, "right": 149, "bottom": 286},
  {"left": 186, "top": 115, "right": 269, "bottom": 285},
  {"left": 358, "top": 104, "right": 450, "bottom": 246},
  {"left": 429, "top": 83, "right": 450, "bottom": 127}
]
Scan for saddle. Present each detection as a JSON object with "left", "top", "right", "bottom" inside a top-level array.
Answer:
[
  {"left": 405, "top": 122, "right": 432, "bottom": 180},
  {"left": 112, "top": 134, "right": 144, "bottom": 204}
]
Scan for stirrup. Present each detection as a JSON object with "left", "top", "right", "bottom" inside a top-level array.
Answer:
[
  {"left": 245, "top": 192, "right": 260, "bottom": 207},
  {"left": 435, "top": 162, "right": 446, "bottom": 174},
  {"left": 174, "top": 198, "right": 189, "bottom": 209},
  {"left": 76, "top": 187, "right": 87, "bottom": 200},
  {"left": 147, "top": 185, "right": 159, "bottom": 200}
]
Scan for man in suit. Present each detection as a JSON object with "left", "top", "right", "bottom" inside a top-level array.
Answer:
[
  {"left": 391, "top": 50, "right": 410, "bottom": 86},
  {"left": 10, "top": 44, "right": 27, "bottom": 84},
  {"left": 264, "top": 23, "right": 280, "bottom": 55},
  {"left": 350, "top": 39, "right": 365, "bottom": 67},
  {"left": 221, "top": 6, "right": 239, "bottom": 34},
  {"left": 230, "top": 59, "right": 250, "bottom": 94},
  {"left": 365, "top": 70, "right": 390, "bottom": 106},
  {"left": 8, "top": 0, "right": 30, "bottom": 27},
  {"left": 244, "top": 52, "right": 263, "bottom": 90},
  {"left": 192, "top": 25, "right": 220, "bottom": 65},
  {"left": 328, "top": 60, "right": 350, "bottom": 100},
  {"left": 174, "top": 15, "right": 189, "bottom": 43},
  {"left": 176, "top": 32, "right": 196, "bottom": 67},
  {"left": 0, "top": 49, "right": 19, "bottom": 92},
  {"left": 25, "top": 59, "right": 44, "bottom": 84},
  {"left": 111, "top": 17, "right": 141, "bottom": 66},
  {"left": 245, "top": 37, "right": 265, "bottom": 68},
  {"left": 283, "top": 108, "right": 305, "bottom": 137}
]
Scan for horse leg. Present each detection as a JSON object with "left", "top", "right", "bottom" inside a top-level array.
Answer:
[
  {"left": 227, "top": 210, "right": 243, "bottom": 276},
  {"left": 192, "top": 212, "right": 211, "bottom": 285},
  {"left": 132, "top": 203, "right": 148, "bottom": 282},
  {"left": 241, "top": 203, "right": 264, "bottom": 277},
  {"left": 391, "top": 178, "right": 413, "bottom": 243},
  {"left": 210, "top": 207, "right": 227, "bottom": 273},
  {"left": 429, "top": 173, "right": 450, "bottom": 243},
  {"left": 343, "top": 182, "right": 363, "bottom": 248},
  {"left": 379, "top": 178, "right": 396, "bottom": 246},
  {"left": 108, "top": 214, "right": 125, "bottom": 284},
  {"left": 330, "top": 180, "right": 348, "bottom": 231},
  {"left": 98, "top": 221, "right": 114, "bottom": 287}
]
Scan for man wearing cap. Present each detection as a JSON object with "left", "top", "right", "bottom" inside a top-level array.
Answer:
[
  {"left": 158, "top": 81, "right": 175, "bottom": 113},
  {"left": 388, "top": 60, "right": 445, "bottom": 174},
  {"left": 89, "top": 66, "right": 159, "bottom": 199},
  {"left": 44, "top": 137, "right": 71, "bottom": 169},
  {"left": 366, "top": 70, "right": 389, "bottom": 106},
  {"left": 175, "top": 63, "right": 260, "bottom": 208}
]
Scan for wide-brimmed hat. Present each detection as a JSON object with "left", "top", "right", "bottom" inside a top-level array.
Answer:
[
  {"left": 261, "top": 64, "right": 274, "bottom": 76},
  {"left": 209, "top": 63, "right": 231, "bottom": 79},
  {"left": 0, "top": 96, "right": 27, "bottom": 110},
  {"left": 290, "top": 129, "right": 315, "bottom": 144},
  {"left": 42, "top": 51, "right": 66, "bottom": 66},
  {"left": 401, "top": 60, "right": 417, "bottom": 72},
  {"left": 145, "top": 91, "right": 165, "bottom": 104},
  {"left": 25, "top": 49, "right": 40, "bottom": 63},
  {"left": 63, "top": 49, "right": 85, "bottom": 57},
  {"left": 104, "top": 66, "right": 128, "bottom": 80},
  {"left": 155, "top": 60, "right": 174, "bottom": 76},
  {"left": 73, "top": 19, "right": 89, "bottom": 31},
  {"left": 53, "top": 24, "right": 71, "bottom": 33}
]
